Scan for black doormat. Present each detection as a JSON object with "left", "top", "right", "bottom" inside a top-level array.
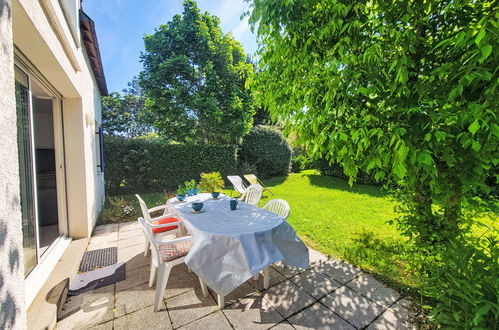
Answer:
[
  {"left": 79, "top": 247, "right": 117, "bottom": 273},
  {"left": 69, "top": 262, "right": 126, "bottom": 296}
]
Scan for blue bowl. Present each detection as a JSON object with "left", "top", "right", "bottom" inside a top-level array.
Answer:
[
  {"left": 192, "top": 202, "right": 204, "bottom": 212},
  {"left": 211, "top": 192, "right": 220, "bottom": 199},
  {"left": 176, "top": 194, "right": 186, "bottom": 201}
]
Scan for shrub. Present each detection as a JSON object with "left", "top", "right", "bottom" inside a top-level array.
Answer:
[
  {"left": 423, "top": 235, "right": 499, "bottom": 328},
  {"left": 291, "top": 154, "right": 312, "bottom": 173},
  {"left": 239, "top": 125, "right": 292, "bottom": 177},
  {"left": 314, "top": 159, "right": 382, "bottom": 186},
  {"left": 104, "top": 136, "right": 237, "bottom": 195},
  {"left": 237, "top": 162, "right": 258, "bottom": 176}
]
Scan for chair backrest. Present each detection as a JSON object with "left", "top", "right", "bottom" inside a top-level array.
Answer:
[
  {"left": 244, "top": 184, "right": 263, "bottom": 206},
  {"left": 135, "top": 194, "right": 152, "bottom": 222},
  {"left": 243, "top": 174, "right": 259, "bottom": 185},
  {"left": 227, "top": 175, "right": 247, "bottom": 195},
  {"left": 138, "top": 217, "right": 160, "bottom": 264},
  {"left": 262, "top": 199, "right": 290, "bottom": 219}
]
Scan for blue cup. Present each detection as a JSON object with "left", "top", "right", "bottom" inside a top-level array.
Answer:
[
  {"left": 192, "top": 202, "right": 203, "bottom": 212},
  {"left": 176, "top": 194, "right": 186, "bottom": 201},
  {"left": 230, "top": 199, "right": 238, "bottom": 210}
]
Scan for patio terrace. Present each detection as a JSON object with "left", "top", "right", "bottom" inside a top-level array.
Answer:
[{"left": 56, "top": 221, "right": 417, "bottom": 330}]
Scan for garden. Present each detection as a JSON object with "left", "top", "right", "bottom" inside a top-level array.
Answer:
[{"left": 99, "top": 0, "right": 498, "bottom": 328}]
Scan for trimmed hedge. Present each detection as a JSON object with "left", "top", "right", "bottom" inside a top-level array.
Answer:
[
  {"left": 239, "top": 125, "right": 292, "bottom": 177},
  {"left": 104, "top": 136, "right": 237, "bottom": 195}
]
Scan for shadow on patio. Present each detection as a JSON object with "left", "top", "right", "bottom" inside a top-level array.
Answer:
[{"left": 55, "top": 221, "right": 417, "bottom": 330}]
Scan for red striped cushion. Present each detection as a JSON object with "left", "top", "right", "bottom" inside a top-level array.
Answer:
[
  {"left": 151, "top": 217, "right": 179, "bottom": 234},
  {"left": 158, "top": 240, "right": 192, "bottom": 262}
]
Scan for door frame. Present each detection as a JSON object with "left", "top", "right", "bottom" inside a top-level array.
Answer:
[{"left": 14, "top": 50, "right": 71, "bottom": 307}]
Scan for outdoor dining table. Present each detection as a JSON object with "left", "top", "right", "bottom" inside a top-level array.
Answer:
[{"left": 167, "top": 193, "right": 309, "bottom": 308}]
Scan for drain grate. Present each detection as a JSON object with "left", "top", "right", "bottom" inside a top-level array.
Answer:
[{"left": 79, "top": 247, "right": 117, "bottom": 273}]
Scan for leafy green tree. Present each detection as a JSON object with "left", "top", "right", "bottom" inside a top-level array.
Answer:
[
  {"left": 139, "top": 0, "right": 255, "bottom": 144},
  {"left": 102, "top": 79, "right": 152, "bottom": 138},
  {"left": 249, "top": 0, "right": 498, "bottom": 243}
]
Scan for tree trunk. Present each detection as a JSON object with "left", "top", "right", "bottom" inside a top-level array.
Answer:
[
  {"left": 443, "top": 190, "right": 462, "bottom": 239},
  {"left": 413, "top": 179, "right": 433, "bottom": 242}
]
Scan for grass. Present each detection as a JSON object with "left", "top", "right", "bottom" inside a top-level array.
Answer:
[{"left": 99, "top": 170, "right": 497, "bottom": 293}]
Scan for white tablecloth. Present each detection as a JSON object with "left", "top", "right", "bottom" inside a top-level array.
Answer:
[{"left": 168, "top": 193, "right": 309, "bottom": 296}]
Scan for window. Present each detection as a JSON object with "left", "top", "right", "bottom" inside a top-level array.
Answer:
[{"left": 95, "top": 125, "right": 104, "bottom": 172}]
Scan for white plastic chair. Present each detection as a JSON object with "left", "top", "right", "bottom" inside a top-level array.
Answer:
[
  {"left": 138, "top": 217, "right": 208, "bottom": 311},
  {"left": 136, "top": 194, "right": 181, "bottom": 256},
  {"left": 244, "top": 184, "right": 263, "bottom": 206},
  {"left": 227, "top": 175, "right": 247, "bottom": 199},
  {"left": 262, "top": 199, "right": 290, "bottom": 219}
]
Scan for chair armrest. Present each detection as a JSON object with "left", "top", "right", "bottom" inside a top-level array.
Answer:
[
  {"left": 153, "top": 235, "right": 192, "bottom": 246},
  {"left": 150, "top": 214, "right": 176, "bottom": 222},
  {"left": 147, "top": 205, "right": 167, "bottom": 213},
  {"left": 148, "top": 221, "right": 181, "bottom": 229}
]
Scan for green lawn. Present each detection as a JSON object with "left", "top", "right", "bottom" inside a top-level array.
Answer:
[{"left": 99, "top": 170, "right": 496, "bottom": 292}]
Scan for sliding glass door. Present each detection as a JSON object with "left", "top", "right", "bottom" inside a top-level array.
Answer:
[{"left": 15, "top": 66, "right": 38, "bottom": 276}]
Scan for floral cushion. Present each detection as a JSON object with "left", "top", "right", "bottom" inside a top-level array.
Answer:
[
  {"left": 151, "top": 217, "right": 179, "bottom": 234},
  {"left": 158, "top": 240, "right": 192, "bottom": 262}
]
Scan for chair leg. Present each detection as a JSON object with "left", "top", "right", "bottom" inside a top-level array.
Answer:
[
  {"left": 149, "top": 264, "right": 157, "bottom": 287},
  {"left": 154, "top": 264, "right": 171, "bottom": 312},
  {"left": 144, "top": 238, "right": 150, "bottom": 257},
  {"left": 263, "top": 266, "right": 270, "bottom": 289},
  {"left": 199, "top": 278, "right": 208, "bottom": 297},
  {"left": 217, "top": 294, "right": 225, "bottom": 309}
]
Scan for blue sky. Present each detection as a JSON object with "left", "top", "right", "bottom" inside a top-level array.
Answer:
[{"left": 82, "top": 0, "right": 257, "bottom": 93}]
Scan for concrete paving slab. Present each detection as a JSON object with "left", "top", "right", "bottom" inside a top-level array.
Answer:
[
  {"left": 320, "top": 286, "right": 384, "bottom": 329},
  {"left": 308, "top": 248, "right": 329, "bottom": 267},
  {"left": 288, "top": 302, "right": 355, "bottom": 330},
  {"left": 367, "top": 309, "right": 415, "bottom": 330},
  {"left": 290, "top": 268, "right": 342, "bottom": 299},
  {"left": 262, "top": 280, "right": 315, "bottom": 319},
  {"left": 223, "top": 294, "right": 284, "bottom": 329},
  {"left": 118, "top": 229, "right": 143, "bottom": 240},
  {"left": 389, "top": 298, "right": 415, "bottom": 319},
  {"left": 119, "top": 221, "right": 142, "bottom": 232},
  {"left": 269, "top": 321, "right": 295, "bottom": 329},
  {"left": 251, "top": 266, "right": 287, "bottom": 290},
  {"left": 116, "top": 266, "right": 150, "bottom": 292},
  {"left": 166, "top": 287, "right": 218, "bottom": 329},
  {"left": 164, "top": 267, "right": 201, "bottom": 299},
  {"left": 317, "top": 259, "right": 362, "bottom": 284},
  {"left": 57, "top": 286, "right": 115, "bottom": 330},
  {"left": 211, "top": 281, "right": 259, "bottom": 307},
  {"left": 118, "top": 235, "right": 146, "bottom": 249},
  {"left": 180, "top": 311, "right": 232, "bottom": 330},
  {"left": 93, "top": 223, "right": 119, "bottom": 234},
  {"left": 271, "top": 262, "right": 307, "bottom": 278},
  {"left": 118, "top": 245, "right": 150, "bottom": 271},
  {"left": 113, "top": 305, "right": 171, "bottom": 330},
  {"left": 346, "top": 274, "right": 400, "bottom": 308},
  {"left": 115, "top": 283, "right": 157, "bottom": 315},
  {"left": 87, "top": 320, "right": 113, "bottom": 330},
  {"left": 86, "top": 234, "right": 119, "bottom": 251}
]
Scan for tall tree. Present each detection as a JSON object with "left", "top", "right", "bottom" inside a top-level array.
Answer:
[
  {"left": 102, "top": 78, "right": 152, "bottom": 138},
  {"left": 249, "top": 0, "right": 498, "bottom": 243},
  {"left": 139, "top": 0, "right": 255, "bottom": 144}
]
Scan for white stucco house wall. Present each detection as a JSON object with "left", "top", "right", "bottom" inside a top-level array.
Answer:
[{"left": 0, "top": 0, "right": 107, "bottom": 328}]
